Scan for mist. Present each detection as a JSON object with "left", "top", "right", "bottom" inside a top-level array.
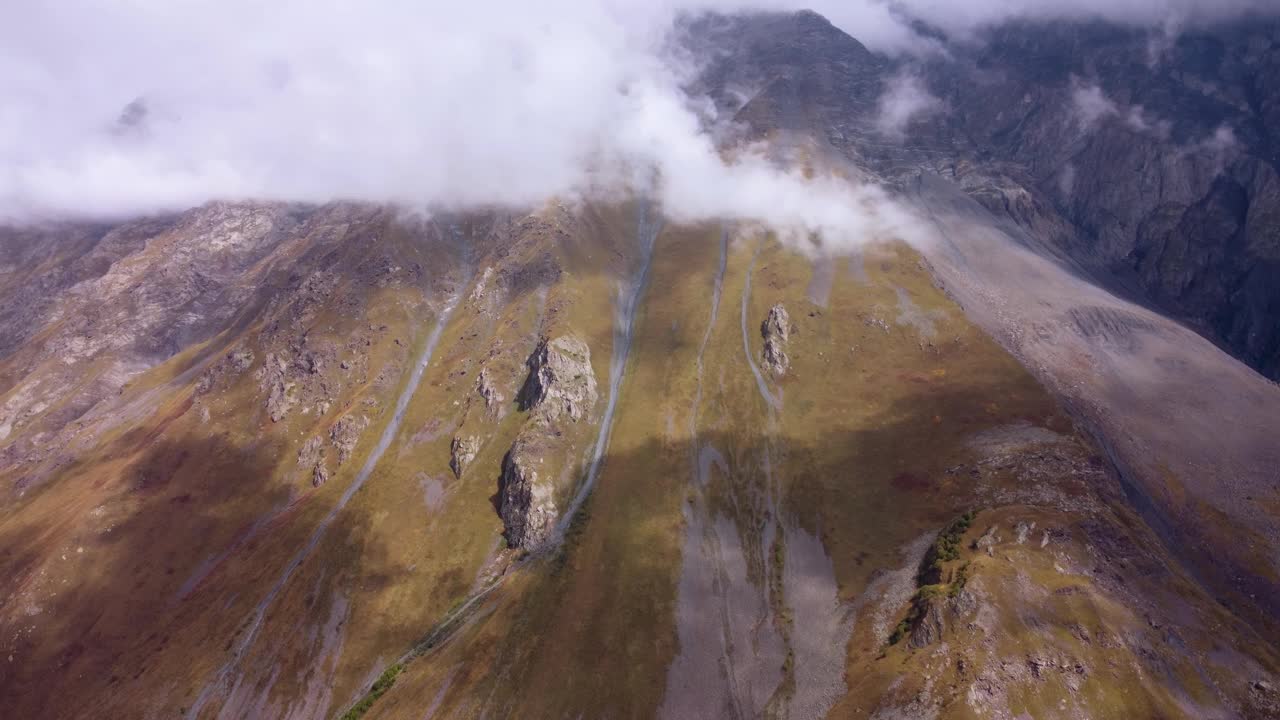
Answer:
[{"left": 1, "top": 1, "right": 1273, "bottom": 242}]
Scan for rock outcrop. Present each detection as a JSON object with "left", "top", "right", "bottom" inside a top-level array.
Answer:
[
  {"left": 475, "top": 367, "right": 506, "bottom": 417},
  {"left": 228, "top": 348, "right": 255, "bottom": 373},
  {"left": 329, "top": 413, "right": 369, "bottom": 464},
  {"left": 497, "top": 335, "right": 600, "bottom": 550},
  {"left": 255, "top": 353, "right": 296, "bottom": 422},
  {"left": 195, "top": 347, "right": 256, "bottom": 395},
  {"left": 520, "top": 336, "right": 598, "bottom": 423},
  {"left": 449, "top": 435, "right": 480, "bottom": 478},
  {"left": 497, "top": 439, "right": 558, "bottom": 549},
  {"left": 908, "top": 595, "right": 947, "bottom": 649},
  {"left": 761, "top": 303, "right": 792, "bottom": 376},
  {"left": 298, "top": 435, "right": 329, "bottom": 487}
]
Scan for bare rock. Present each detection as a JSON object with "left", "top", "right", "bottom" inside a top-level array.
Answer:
[
  {"left": 298, "top": 435, "right": 325, "bottom": 469},
  {"left": 949, "top": 587, "right": 980, "bottom": 619},
  {"left": 497, "top": 438, "right": 558, "bottom": 549},
  {"left": 974, "top": 526, "right": 1000, "bottom": 556},
  {"left": 1014, "top": 521, "right": 1035, "bottom": 544},
  {"left": 329, "top": 413, "right": 369, "bottom": 464},
  {"left": 228, "top": 348, "right": 254, "bottom": 373},
  {"left": 476, "top": 367, "right": 506, "bottom": 416},
  {"left": 469, "top": 266, "right": 497, "bottom": 312},
  {"left": 909, "top": 595, "right": 947, "bottom": 648},
  {"left": 520, "top": 336, "right": 597, "bottom": 423},
  {"left": 761, "top": 303, "right": 792, "bottom": 376},
  {"left": 265, "top": 381, "right": 296, "bottom": 423},
  {"left": 195, "top": 347, "right": 257, "bottom": 395},
  {"left": 450, "top": 435, "right": 480, "bottom": 478},
  {"left": 255, "top": 352, "right": 295, "bottom": 422},
  {"left": 298, "top": 435, "right": 330, "bottom": 486}
]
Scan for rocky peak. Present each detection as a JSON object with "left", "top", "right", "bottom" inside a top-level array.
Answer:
[
  {"left": 761, "top": 303, "right": 792, "bottom": 376},
  {"left": 520, "top": 336, "right": 598, "bottom": 423}
]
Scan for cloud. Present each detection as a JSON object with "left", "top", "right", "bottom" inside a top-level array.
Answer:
[
  {"left": 1071, "top": 81, "right": 1121, "bottom": 128},
  {"left": 1070, "top": 78, "right": 1171, "bottom": 138},
  {"left": 0, "top": 0, "right": 937, "bottom": 254},
  {"left": 874, "top": 73, "right": 944, "bottom": 140},
  {"left": 0, "top": 0, "right": 1274, "bottom": 233},
  {"left": 1202, "top": 124, "right": 1239, "bottom": 154}
]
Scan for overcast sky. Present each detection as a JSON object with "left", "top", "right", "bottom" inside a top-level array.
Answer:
[{"left": 0, "top": 0, "right": 1273, "bottom": 233}]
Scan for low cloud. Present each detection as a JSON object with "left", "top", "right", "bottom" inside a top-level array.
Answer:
[
  {"left": 874, "top": 74, "right": 944, "bottom": 140},
  {"left": 1070, "top": 78, "right": 1170, "bottom": 138},
  {"left": 0, "top": 0, "right": 1275, "bottom": 238},
  {"left": 1202, "top": 124, "right": 1239, "bottom": 154},
  {"left": 1071, "top": 82, "right": 1121, "bottom": 128}
]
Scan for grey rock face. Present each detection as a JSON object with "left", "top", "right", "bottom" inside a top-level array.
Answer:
[
  {"left": 495, "top": 336, "right": 600, "bottom": 549},
  {"left": 329, "top": 413, "right": 369, "bottom": 464},
  {"left": 228, "top": 348, "right": 255, "bottom": 373},
  {"left": 196, "top": 346, "right": 257, "bottom": 395},
  {"left": 255, "top": 353, "right": 296, "bottom": 423},
  {"left": 497, "top": 439, "right": 558, "bottom": 549},
  {"left": 691, "top": 11, "right": 1280, "bottom": 380},
  {"left": 298, "top": 435, "right": 325, "bottom": 469},
  {"left": 520, "top": 336, "right": 597, "bottom": 423},
  {"left": 298, "top": 431, "right": 330, "bottom": 486},
  {"left": 475, "top": 367, "right": 506, "bottom": 417},
  {"left": 908, "top": 596, "right": 946, "bottom": 649},
  {"left": 761, "top": 303, "right": 792, "bottom": 376},
  {"left": 449, "top": 435, "right": 480, "bottom": 478}
]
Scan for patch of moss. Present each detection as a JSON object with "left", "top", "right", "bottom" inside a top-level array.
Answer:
[{"left": 339, "top": 662, "right": 404, "bottom": 720}]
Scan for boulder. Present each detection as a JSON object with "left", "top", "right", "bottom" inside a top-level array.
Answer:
[
  {"left": 520, "top": 336, "right": 598, "bottom": 423},
  {"left": 329, "top": 413, "right": 369, "bottom": 464},
  {"left": 450, "top": 435, "right": 480, "bottom": 478},
  {"left": 497, "top": 439, "right": 558, "bottom": 549},
  {"left": 476, "top": 367, "right": 506, "bottom": 416},
  {"left": 762, "top": 303, "right": 792, "bottom": 376}
]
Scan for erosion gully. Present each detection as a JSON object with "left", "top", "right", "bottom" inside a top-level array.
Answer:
[
  {"left": 332, "top": 202, "right": 661, "bottom": 719},
  {"left": 187, "top": 260, "right": 472, "bottom": 720}
]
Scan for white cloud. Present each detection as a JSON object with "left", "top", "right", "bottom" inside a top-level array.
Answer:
[
  {"left": 1203, "top": 124, "right": 1239, "bottom": 154},
  {"left": 0, "top": 0, "right": 941, "bottom": 254},
  {"left": 0, "top": 0, "right": 1273, "bottom": 232},
  {"left": 1071, "top": 81, "right": 1121, "bottom": 128},
  {"left": 1070, "top": 78, "right": 1172, "bottom": 138},
  {"left": 875, "top": 73, "right": 944, "bottom": 140}
]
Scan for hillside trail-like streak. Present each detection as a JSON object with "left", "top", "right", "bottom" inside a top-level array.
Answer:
[
  {"left": 185, "top": 264, "right": 471, "bottom": 720},
  {"left": 335, "top": 202, "right": 662, "bottom": 718},
  {"left": 551, "top": 200, "right": 660, "bottom": 544},
  {"left": 741, "top": 240, "right": 782, "bottom": 412}
]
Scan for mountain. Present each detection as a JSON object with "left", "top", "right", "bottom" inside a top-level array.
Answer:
[{"left": 1, "top": 10, "right": 1279, "bottom": 720}]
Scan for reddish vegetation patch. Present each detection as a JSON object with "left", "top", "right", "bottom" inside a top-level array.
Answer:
[
  {"left": 896, "top": 371, "right": 934, "bottom": 385},
  {"left": 891, "top": 472, "right": 932, "bottom": 492}
]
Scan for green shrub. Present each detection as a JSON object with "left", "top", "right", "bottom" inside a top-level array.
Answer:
[{"left": 340, "top": 663, "right": 405, "bottom": 720}]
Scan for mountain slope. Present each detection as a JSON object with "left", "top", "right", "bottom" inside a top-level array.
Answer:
[{"left": 1, "top": 10, "right": 1279, "bottom": 720}]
